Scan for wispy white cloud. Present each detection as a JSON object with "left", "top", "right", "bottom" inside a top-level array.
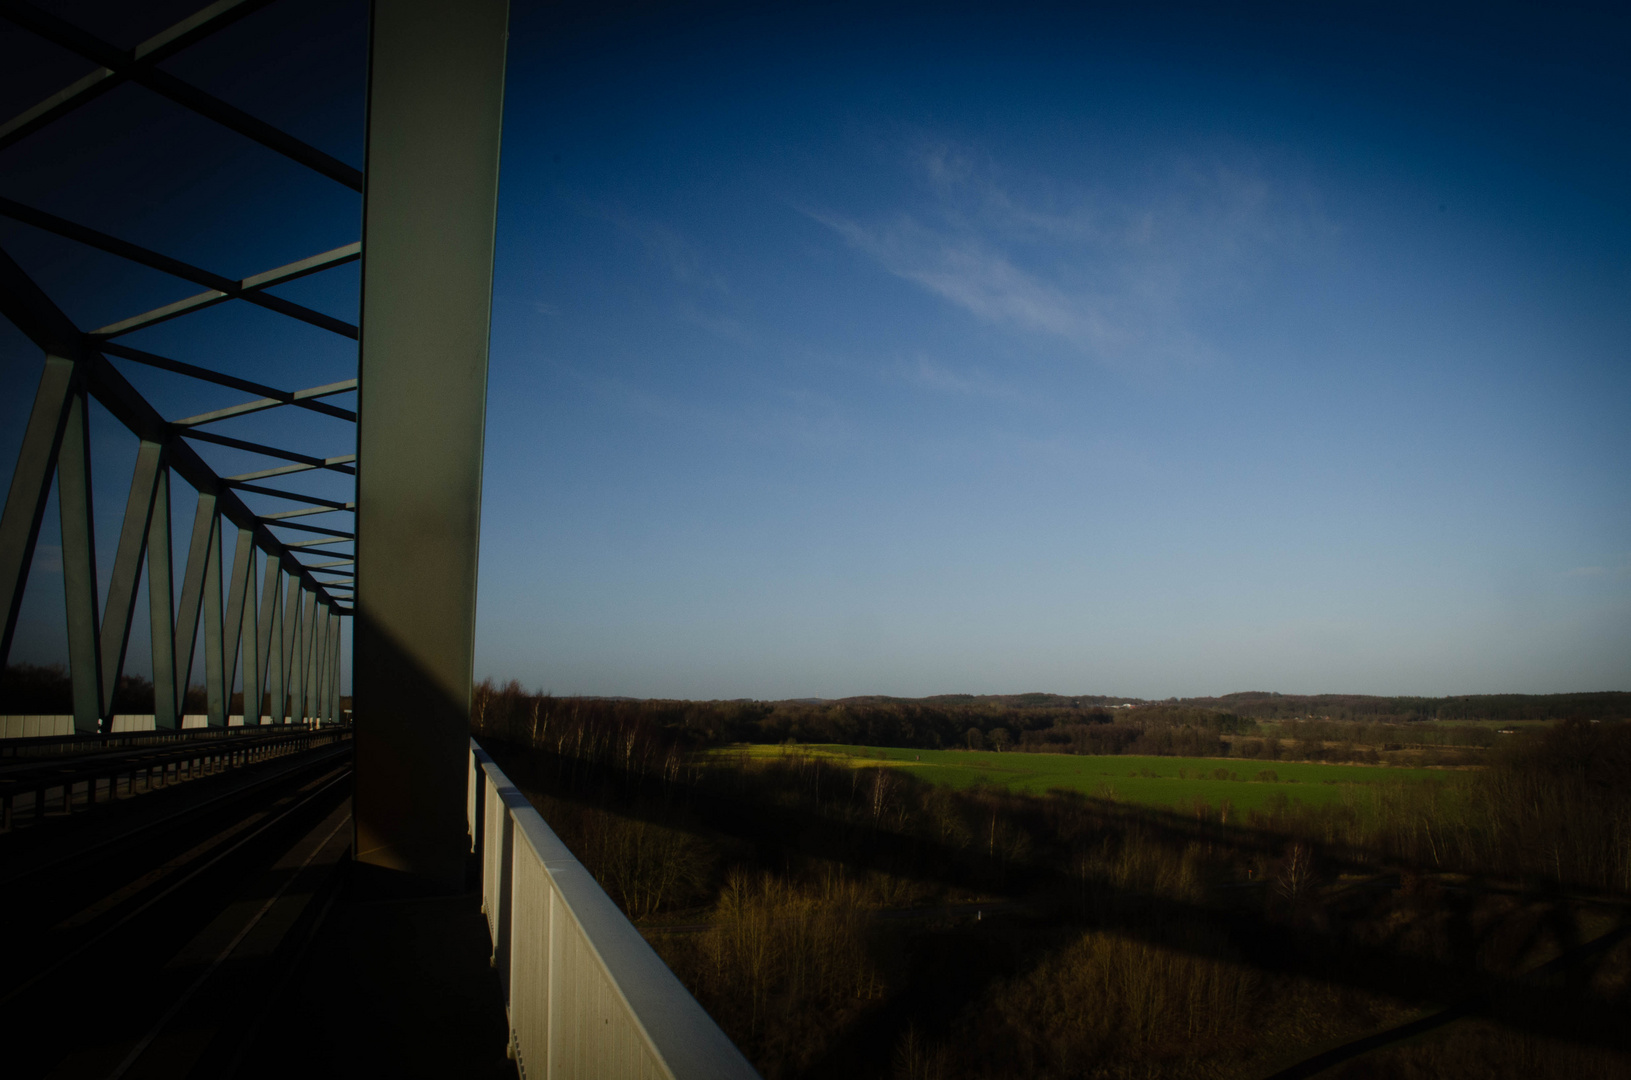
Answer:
[
  {"left": 675, "top": 303, "right": 756, "bottom": 347},
  {"left": 898, "top": 355, "right": 1029, "bottom": 403},
  {"left": 590, "top": 205, "right": 731, "bottom": 294},
  {"left": 806, "top": 141, "right": 1326, "bottom": 370},
  {"left": 568, "top": 367, "right": 856, "bottom": 455},
  {"left": 813, "top": 211, "right": 1128, "bottom": 352}
]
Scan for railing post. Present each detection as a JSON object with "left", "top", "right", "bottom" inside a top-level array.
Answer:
[{"left": 352, "top": 0, "right": 509, "bottom": 894}]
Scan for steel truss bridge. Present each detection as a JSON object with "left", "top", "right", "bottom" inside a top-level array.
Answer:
[{"left": 0, "top": 2, "right": 759, "bottom": 1076}]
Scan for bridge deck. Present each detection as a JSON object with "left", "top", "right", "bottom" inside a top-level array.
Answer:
[{"left": 0, "top": 739, "right": 356, "bottom": 1078}]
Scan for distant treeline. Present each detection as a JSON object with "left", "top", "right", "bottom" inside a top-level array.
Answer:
[
  {"left": 470, "top": 681, "right": 1627, "bottom": 763},
  {"left": 1, "top": 663, "right": 156, "bottom": 714},
  {"left": 1185, "top": 690, "right": 1631, "bottom": 724},
  {"left": 471, "top": 682, "right": 1253, "bottom": 756}
]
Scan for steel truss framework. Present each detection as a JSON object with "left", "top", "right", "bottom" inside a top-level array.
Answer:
[{"left": 0, "top": 0, "right": 354, "bottom": 734}]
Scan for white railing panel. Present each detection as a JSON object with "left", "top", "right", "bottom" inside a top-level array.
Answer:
[
  {"left": 468, "top": 749, "right": 480, "bottom": 848},
  {"left": 468, "top": 738, "right": 759, "bottom": 1080},
  {"left": 509, "top": 841, "right": 553, "bottom": 1075},
  {"left": 484, "top": 776, "right": 505, "bottom": 939}
]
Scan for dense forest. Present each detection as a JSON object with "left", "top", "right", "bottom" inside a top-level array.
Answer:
[{"left": 470, "top": 683, "right": 1631, "bottom": 1079}]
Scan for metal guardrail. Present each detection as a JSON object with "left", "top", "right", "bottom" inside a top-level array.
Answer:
[
  {"left": 1, "top": 726, "right": 350, "bottom": 830},
  {"left": 0, "top": 721, "right": 322, "bottom": 760},
  {"left": 468, "top": 740, "right": 761, "bottom": 1080}
]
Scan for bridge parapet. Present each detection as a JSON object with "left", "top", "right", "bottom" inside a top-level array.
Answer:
[{"left": 469, "top": 739, "right": 761, "bottom": 1080}]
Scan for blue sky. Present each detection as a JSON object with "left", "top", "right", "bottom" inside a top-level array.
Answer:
[{"left": 2, "top": 2, "right": 1628, "bottom": 699}]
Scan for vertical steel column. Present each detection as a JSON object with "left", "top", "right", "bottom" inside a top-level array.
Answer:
[
  {"left": 298, "top": 589, "right": 318, "bottom": 725},
  {"left": 307, "top": 598, "right": 328, "bottom": 722},
  {"left": 202, "top": 516, "right": 226, "bottom": 727},
  {"left": 148, "top": 465, "right": 178, "bottom": 728},
  {"left": 354, "top": 0, "right": 510, "bottom": 892},
  {"left": 288, "top": 585, "right": 307, "bottom": 725},
  {"left": 239, "top": 545, "right": 259, "bottom": 723},
  {"left": 98, "top": 440, "right": 163, "bottom": 719},
  {"left": 174, "top": 492, "right": 219, "bottom": 716},
  {"left": 222, "top": 529, "right": 255, "bottom": 722},
  {"left": 57, "top": 388, "right": 103, "bottom": 733},
  {"left": 328, "top": 611, "right": 342, "bottom": 722},
  {"left": 0, "top": 354, "right": 76, "bottom": 667},
  {"left": 253, "top": 552, "right": 282, "bottom": 724},
  {"left": 280, "top": 575, "right": 302, "bottom": 722}
]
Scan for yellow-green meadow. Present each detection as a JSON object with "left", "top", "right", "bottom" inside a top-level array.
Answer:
[{"left": 709, "top": 743, "right": 1459, "bottom": 813}]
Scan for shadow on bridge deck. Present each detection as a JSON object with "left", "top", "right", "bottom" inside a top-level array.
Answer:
[{"left": 236, "top": 858, "right": 513, "bottom": 1079}]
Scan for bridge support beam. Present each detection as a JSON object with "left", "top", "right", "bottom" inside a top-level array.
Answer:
[{"left": 353, "top": 0, "right": 509, "bottom": 895}]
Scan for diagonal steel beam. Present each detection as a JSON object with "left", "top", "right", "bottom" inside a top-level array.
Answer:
[
  {"left": 0, "top": 197, "right": 359, "bottom": 338},
  {"left": 0, "top": 246, "right": 87, "bottom": 665},
  {"left": 325, "top": 610, "right": 339, "bottom": 723},
  {"left": 0, "top": 249, "right": 347, "bottom": 617},
  {"left": 262, "top": 519, "right": 354, "bottom": 540},
  {"left": 0, "top": 0, "right": 278, "bottom": 152},
  {"left": 230, "top": 483, "right": 352, "bottom": 509},
  {"left": 94, "top": 243, "right": 362, "bottom": 338},
  {"left": 240, "top": 541, "right": 259, "bottom": 723},
  {"left": 308, "top": 598, "right": 327, "bottom": 721},
  {"left": 203, "top": 509, "right": 227, "bottom": 726},
  {"left": 102, "top": 343, "right": 357, "bottom": 423},
  {"left": 262, "top": 504, "right": 354, "bottom": 520},
  {"left": 173, "top": 380, "right": 357, "bottom": 428},
  {"left": 82, "top": 355, "right": 347, "bottom": 607},
  {"left": 148, "top": 466, "right": 178, "bottom": 728},
  {"left": 58, "top": 388, "right": 102, "bottom": 732},
  {"left": 0, "top": 353, "right": 77, "bottom": 666},
  {"left": 252, "top": 550, "right": 281, "bottom": 723},
  {"left": 0, "top": 1, "right": 363, "bottom": 190},
  {"left": 284, "top": 581, "right": 304, "bottom": 723},
  {"left": 222, "top": 525, "right": 256, "bottom": 718},
  {"left": 179, "top": 429, "right": 355, "bottom": 472},
  {"left": 174, "top": 493, "right": 218, "bottom": 715},
  {"left": 97, "top": 439, "right": 164, "bottom": 718},
  {"left": 265, "top": 563, "right": 285, "bottom": 722},
  {"left": 225, "top": 458, "right": 356, "bottom": 483},
  {"left": 301, "top": 592, "right": 320, "bottom": 723}
]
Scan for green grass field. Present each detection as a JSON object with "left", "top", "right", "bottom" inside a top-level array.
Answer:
[{"left": 713, "top": 743, "right": 1461, "bottom": 813}]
